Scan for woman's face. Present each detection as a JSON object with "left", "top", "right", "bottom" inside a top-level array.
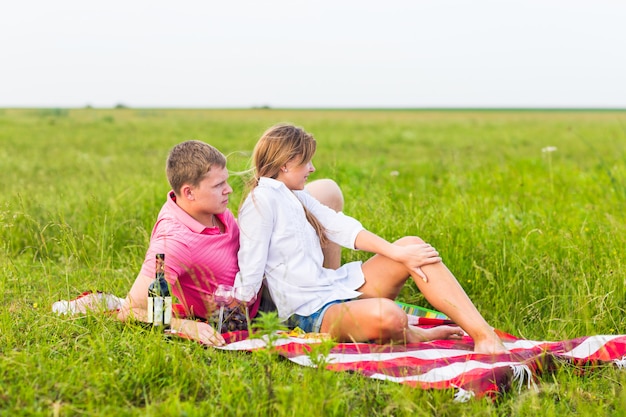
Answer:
[{"left": 277, "top": 157, "right": 315, "bottom": 190}]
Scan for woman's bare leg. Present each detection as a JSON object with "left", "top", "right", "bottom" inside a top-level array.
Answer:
[
  {"left": 320, "top": 298, "right": 463, "bottom": 344},
  {"left": 305, "top": 179, "right": 344, "bottom": 269},
  {"left": 358, "top": 236, "right": 507, "bottom": 354},
  {"left": 415, "top": 262, "right": 506, "bottom": 353}
]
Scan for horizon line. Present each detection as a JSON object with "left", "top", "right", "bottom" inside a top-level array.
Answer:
[{"left": 2, "top": 106, "right": 626, "bottom": 112}]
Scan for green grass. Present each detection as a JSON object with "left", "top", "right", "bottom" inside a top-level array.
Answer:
[{"left": 1, "top": 108, "right": 626, "bottom": 416}]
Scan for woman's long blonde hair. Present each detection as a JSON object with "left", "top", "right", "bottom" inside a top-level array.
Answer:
[{"left": 247, "top": 123, "right": 328, "bottom": 246}]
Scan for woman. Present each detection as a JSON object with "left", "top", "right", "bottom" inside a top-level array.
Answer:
[{"left": 234, "top": 124, "right": 506, "bottom": 353}]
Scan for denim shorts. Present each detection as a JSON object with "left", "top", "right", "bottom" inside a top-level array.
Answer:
[{"left": 287, "top": 299, "right": 347, "bottom": 333}]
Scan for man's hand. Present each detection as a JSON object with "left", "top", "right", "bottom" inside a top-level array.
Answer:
[{"left": 175, "top": 318, "right": 226, "bottom": 346}]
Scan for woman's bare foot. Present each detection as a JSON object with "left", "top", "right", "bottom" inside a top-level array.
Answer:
[
  {"left": 406, "top": 324, "right": 464, "bottom": 343},
  {"left": 472, "top": 330, "right": 509, "bottom": 354},
  {"left": 406, "top": 325, "right": 509, "bottom": 354}
]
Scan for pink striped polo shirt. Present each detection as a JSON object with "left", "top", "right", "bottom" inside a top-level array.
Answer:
[{"left": 140, "top": 191, "right": 260, "bottom": 320}]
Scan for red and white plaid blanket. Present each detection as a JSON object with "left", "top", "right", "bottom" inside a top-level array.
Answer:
[
  {"left": 52, "top": 293, "right": 626, "bottom": 400},
  {"left": 214, "top": 325, "right": 626, "bottom": 401}
]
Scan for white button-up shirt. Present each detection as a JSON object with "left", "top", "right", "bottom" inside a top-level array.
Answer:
[{"left": 234, "top": 177, "right": 366, "bottom": 320}]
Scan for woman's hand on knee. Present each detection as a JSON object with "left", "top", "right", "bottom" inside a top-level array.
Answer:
[{"left": 395, "top": 243, "right": 442, "bottom": 271}]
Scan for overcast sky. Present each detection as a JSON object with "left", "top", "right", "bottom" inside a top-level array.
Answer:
[{"left": 1, "top": 0, "right": 625, "bottom": 108}]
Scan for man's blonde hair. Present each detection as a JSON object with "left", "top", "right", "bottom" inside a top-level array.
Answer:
[{"left": 166, "top": 140, "right": 226, "bottom": 196}]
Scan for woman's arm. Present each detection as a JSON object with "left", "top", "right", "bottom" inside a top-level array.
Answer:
[
  {"left": 233, "top": 192, "right": 274, "bottom": 301},
  {"left": 297, "top": 190, "right": 364, "bottom": 249}
]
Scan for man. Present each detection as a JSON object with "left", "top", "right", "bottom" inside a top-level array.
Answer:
[{"left": 115, "top": 140, "right": 344, "bottom": 346}]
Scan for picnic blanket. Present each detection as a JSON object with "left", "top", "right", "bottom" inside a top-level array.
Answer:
[
  {"left": 212, "top": 324, "right": 626, "bottom": 401},
  {"left": 52, "top": 293, "right": 626, "bottom": 400}
]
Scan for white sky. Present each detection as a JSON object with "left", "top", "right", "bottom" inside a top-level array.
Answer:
[{"left": 1, "top": 0, "right": 625, "bottom": 108}]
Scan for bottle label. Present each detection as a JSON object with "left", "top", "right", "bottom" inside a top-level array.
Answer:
[
  {"left": 163, "top": 296, "right": 172, "bottom": 326},
  {"left": 147, "top": 297, "right": 154, "bottom": 323},
  {"left": 153, "top": 297, "right": 164, "bottom": 326}
]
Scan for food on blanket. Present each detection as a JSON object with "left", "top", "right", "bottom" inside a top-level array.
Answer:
[
  {"left": 301, "top": 333, "right": 331, "bottom": 340},
  {"left": 286, "top": 327, "right": 331, "bottom": 340},
  {"left": 286, "top": 327, "right": 306, "bottom": 337},
  {"left": 147, "top": 253, "right": 172, "bottom": 328}
]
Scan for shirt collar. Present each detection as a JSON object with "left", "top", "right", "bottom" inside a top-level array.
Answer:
[{"left": 258, "top": 177, "right": 284, "bottom": 189}]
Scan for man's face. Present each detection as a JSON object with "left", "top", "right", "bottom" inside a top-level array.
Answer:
[{"left": 190, "top": 165, "right": 233, "bottom": 215}]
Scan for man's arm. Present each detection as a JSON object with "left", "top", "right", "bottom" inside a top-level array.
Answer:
[
  {"left": 116, "top": 272, "right": 226, "bottom": 346},
  {"left": 116, "top": 272, "right": 151, "bottom": 322}
]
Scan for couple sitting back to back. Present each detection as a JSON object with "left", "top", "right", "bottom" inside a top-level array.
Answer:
[{"left": 110, "top": 123, "right": 507, "bottom": 354}]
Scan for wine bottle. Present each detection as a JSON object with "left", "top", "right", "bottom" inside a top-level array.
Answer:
[{"left": 147, "top": 253, "right": 172, "bottom": 328}]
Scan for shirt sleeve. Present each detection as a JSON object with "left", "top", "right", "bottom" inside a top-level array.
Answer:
[
  {"left": 141, "top": 217, "right": 188, "bottom": 285},
  {"left": 233, "top": 191, "right": 273, "bottom": 302},
  {"left": 296, "top": 190, "right": 364, "bottom": 249}
]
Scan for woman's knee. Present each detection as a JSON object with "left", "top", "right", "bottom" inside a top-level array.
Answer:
[
  {"left": 305, "top": 179, "right": 344, "bottom": 212},
  {"left": 370, "top": 299, "right": 407, "bottom": 330},
  {"left": 393, "top": 236, "right": 425, "bottom": 246}
]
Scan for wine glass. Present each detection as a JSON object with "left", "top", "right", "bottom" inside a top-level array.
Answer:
[
  {"left": 214, "top": 284, "right": 234, "bottom": 332},
  {"left": 233, "top": 285, "right": 258, "bottom": 332}
]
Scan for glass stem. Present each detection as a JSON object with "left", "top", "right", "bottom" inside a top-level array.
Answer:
[
  {"left": 217, "top": 306, "right": 225, "bottom": 333},
  {"left": 244, "top": 305, "right": 251, "bottom": 335}
]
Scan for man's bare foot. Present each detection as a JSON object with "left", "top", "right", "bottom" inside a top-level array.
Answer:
[{"left": 406, "top": 325, "right": 464, "bottom": 343}]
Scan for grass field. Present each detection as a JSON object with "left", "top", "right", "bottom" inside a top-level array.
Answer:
[{"left": 1, "top": 108, "right": 626, "bottom": 416}]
